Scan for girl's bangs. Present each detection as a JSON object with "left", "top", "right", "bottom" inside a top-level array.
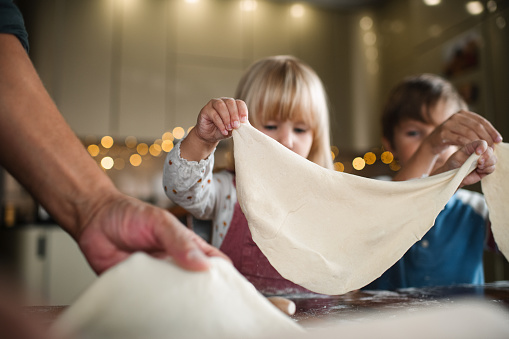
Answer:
[{"left": 256, "top": 80, "right": 316, "bottom": 128}]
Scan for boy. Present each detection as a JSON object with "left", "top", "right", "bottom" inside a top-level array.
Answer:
[{"left": 367, "top": 74, "right": 502, "bottom": 289}]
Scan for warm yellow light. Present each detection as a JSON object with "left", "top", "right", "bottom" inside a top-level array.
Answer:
[
  {"left": 352, "top": 157, "right": 366, "bottom": 170},
  {"left": 240, "top": 0, "right": 257, "bottom": 11},
  {"left": 291, "top": 4, "right": 305, "bottom": 18},
  {"left": 125, "top": 136, "right": 137, "bottom": 148},
  {"left": 162, "top": 140, "right": 174, "bottom": 152},
  {"left": 154, "top": 138, "right": 162, "bottom": 146},
  {"left": 173, "top": 127, "right": 186, "bottom": 139},
  {"left": 87, "top": 144, "right": 100, "bottom": 157},
  {"left": 360, "top": 16, "right": 373, "bottom": 30},
  {"left": 466, "top": 1, "right": 484, "bottom": 15},
  {"left": 185, "top": 0, "right": 199, "bottom": 3},
  {"left": 381, "top": 151, "right": 394, "bottom": 164},
  {"left": 137, "top": 143, "right": 148, "bottom": 155},
  {"left": 389, "top": 160, "right": 401, "bottom": 171},
  {"left": 149, "top": 144, "right": 162, "bottom": 157},
  {"left": 364, "top": 152, "right": 376, "bottom": 165},
  {"left": 334, "top": 162, "right": 345, "bottom": 172},
  {"left": 101, "top": 156, "right": 114, "bottom": 170},
  {"left": 331, "top": 146, "right": 339, "bottom": 158},
  {"left": 162, "top": 132, "right": 174, "bottom": 142},
  {"left": 130, "top": 154, "right": 142, "bottom": 167},
  {"left": 113, "top": 158, "right": 125, "bottom": 170},
  {"left": 101, "top": 136, "right": 114, "bottom": 149},
  {"left": 187, "top": 126, "right": 194, "bottom": 134},
  {"left": 423, "top": 0, "right": 441, "bottom": 6}
]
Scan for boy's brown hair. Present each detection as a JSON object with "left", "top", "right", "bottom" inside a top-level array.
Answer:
[{"left": 381, "top": 74, "right": 467, "bottom": 149}]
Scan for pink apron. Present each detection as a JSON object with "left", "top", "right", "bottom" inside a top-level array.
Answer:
[{"left": 220, "top": 180, "right": 309, "bottom": 295}]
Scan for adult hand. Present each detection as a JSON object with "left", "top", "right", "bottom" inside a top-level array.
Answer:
[{"left": 76, "top": 191, "right": 229, "bottom": 275}]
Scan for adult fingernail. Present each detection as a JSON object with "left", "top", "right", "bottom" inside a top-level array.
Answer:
[
  {"left": 187, "top": 249, "right": 209, "bottom": 265},
  {"left": 241, "top": 115, "right": 247, "bottom": 123},
  {"left": 233, "top": 121, "right": 240, "bottom": 128}
]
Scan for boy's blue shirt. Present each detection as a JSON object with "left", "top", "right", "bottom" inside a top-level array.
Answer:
[{"left": 365, "top": 189, "right": 488, "bottom": 290}]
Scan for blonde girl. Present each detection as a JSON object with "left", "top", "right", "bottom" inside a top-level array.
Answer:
[{"left": 163, "top": 55, "right": 332, "bottom": 295}]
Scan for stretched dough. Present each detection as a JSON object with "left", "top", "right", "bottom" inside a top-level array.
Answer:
[
  {"left": 52, "top": 253, "right": 303, "bottom": 339},
  {"left": 482, "top": 142, "right": 509, "bottom": 261},
  {"left": 233, "top": 122, "right": 482, "bottom": 295}
]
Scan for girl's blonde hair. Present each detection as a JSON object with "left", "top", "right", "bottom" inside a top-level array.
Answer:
[{"left": 235, "top": 55, "right": 333, "bottom": 169}]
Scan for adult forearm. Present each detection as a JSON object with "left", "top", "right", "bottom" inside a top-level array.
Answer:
[{"left": 0, "top": 33, "right": 115, "bottom": 238}]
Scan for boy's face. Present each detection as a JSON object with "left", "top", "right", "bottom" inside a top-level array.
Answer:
[{"left": 388, "top": 99, "right": 457, "bottom": 170}]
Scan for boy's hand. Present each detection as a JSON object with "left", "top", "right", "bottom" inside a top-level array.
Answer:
[
  {"left": 433, "top": 140, "right": 497, "bottom": 187},
  {"left": 426, "top": 110, "right": 502, "bottom": 155},
  {"left": 195, "top": 98, "right": 248, "bottom": 144}
]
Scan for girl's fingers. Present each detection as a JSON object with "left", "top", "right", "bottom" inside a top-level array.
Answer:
[
  {"left": 236, "top": 100, "right": 249, "bottom": 123},
  {"left": 220, "top": 97, "right": 240, "bottom": 130}
]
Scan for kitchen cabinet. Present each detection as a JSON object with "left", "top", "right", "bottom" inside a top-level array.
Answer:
[
  {"left": 117, "top": 0, "right": 169, "bottom": 139},
  {"left": 51, "top": 0, "right": 115, "bottom": 137},
  {"left": 10, "top": 226, "right": 97, "bottom": 305},
  {"left": 28, "top": 0, "right": 353, "bottom": 145}
]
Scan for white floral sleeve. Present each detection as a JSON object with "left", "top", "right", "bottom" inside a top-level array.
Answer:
[{"left": 162, "top": 140, "right": 236, "bottom": 248}]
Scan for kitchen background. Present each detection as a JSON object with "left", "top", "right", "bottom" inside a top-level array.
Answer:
[{"left": 1, "top": 0, "right": 508, "bottom": 305}]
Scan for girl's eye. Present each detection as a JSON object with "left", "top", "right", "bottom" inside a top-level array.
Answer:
[
  {"left": 294, "top": 127, "right": 308, "bottom": 133},
  {"left": 263, "top": 125, "right": 277, "bottom": 130}
]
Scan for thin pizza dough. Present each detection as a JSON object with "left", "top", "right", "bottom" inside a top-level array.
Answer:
[
  {"left": 232, "top": 122, "right": 505, "bottom": 295},
  {"left": 482, "top": 142, "right": 509, "bottom": 261},
  {"left": 52, "top": 253, "right": 303, "bottom": 339}
]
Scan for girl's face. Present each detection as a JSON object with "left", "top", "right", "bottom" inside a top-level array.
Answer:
[
  {"left": 256, "top": 119, "right": 314, "bottom": 159},
  {"left": 389, "top": 99, "right": 457, "bottom": 169}
]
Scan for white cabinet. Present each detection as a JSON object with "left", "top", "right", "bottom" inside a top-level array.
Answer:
[
  {"left": 29, "top": 0, "right": 353, "bottom": 145},
  {"left": 15, "top": 226, "right": 97, "bottom": 305},
  {"left": 55, "top": 0, "right": 115, "bottom": 137},
  {"left": 117, "top": 0, "right": 168, "bottom": 139}
]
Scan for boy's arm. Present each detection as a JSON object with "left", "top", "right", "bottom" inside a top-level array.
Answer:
[{"left": 391, "top": 142, "right": 439, "bottom": 181}]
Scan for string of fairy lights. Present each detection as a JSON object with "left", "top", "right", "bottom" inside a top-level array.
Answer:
[{"left": 86, "top": 126, "right": 400, "bottom": 173}]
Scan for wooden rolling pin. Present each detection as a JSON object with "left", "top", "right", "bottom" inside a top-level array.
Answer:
[{"left": 267, "top": 296, "right": 296, "bottom": 316}]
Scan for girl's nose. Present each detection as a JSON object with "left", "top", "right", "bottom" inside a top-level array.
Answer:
[{"left": 278, "top": 128, "right": 293, "bottom": 149}]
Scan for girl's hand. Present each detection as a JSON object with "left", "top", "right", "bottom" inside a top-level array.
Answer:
[
  {"left": 195, "top": 98, "right": 248, "bottom": 144},
  {"left": 433, "top": 140, "right": 497, "bottom": 188},
  {"left": 425, "top": 110, "right": 502, "bottom": 156}
]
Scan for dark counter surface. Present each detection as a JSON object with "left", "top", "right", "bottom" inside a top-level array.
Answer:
[
  {"left": 24, "top": 281, "right": 509, "bottom": 330},
  {"left": 288, "top": 281, "right": 509, "bottom": 327}
]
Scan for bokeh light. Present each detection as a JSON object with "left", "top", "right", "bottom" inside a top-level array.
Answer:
[
  {"left": 162, "top": 140, "right": 174, "bottom": 152},
  {"left": 101, "top": 156, "right": 114, "bottom": 170},
  {"left": 352, "top": 157, "right": 366, "bottom": 170},
  {"left": 364, "top": 152, "right": 376, "bottom": 165},
  {"left": 125, "top": 136, "right": 137, "bottom": 148},
  {"left": 137, "top": 143, "right": 149, "bottom": 155},
  {"left": 173, "top": 127, "right": 186, "bottom": 139},
  {"left": 334, "top": 162, "right": 345, "bottom": 172},
  {"left": 101, "top": 136, "right": 114, "bottom": 149},
  {"left": 149, "top": 144, "right": 162, "bottom": 157},
  {"left": 381, "top": 151, "right": 394, "bottom": 164},
  {"left": 87, "top": 144, "right": 100, "bottom": 157},
  {"left": 113, "top": 158, "right": 125, "bottom": 170},
  {"left": 130, "top": 154, "right": 142, "bottom": 166}
]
